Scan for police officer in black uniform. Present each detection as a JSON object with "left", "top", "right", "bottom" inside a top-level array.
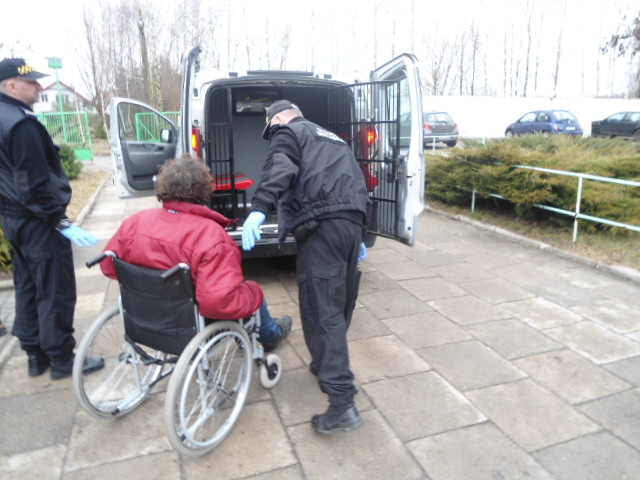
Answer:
[
  {"left": 0, "top": 58, "right": 103, "bottom": 379},
  {"left": 242, "top": 100, "right": 369, "bottom": 433}
]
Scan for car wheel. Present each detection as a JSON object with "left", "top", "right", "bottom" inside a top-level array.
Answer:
[
  {"left": 505, "top": 130, "right": 514, "bottom": 138},
  {"left": 633, "top": 130, "right": 640, "bottom": 142},
  {"left": 541, "top": 131, "right": 550, "bottom": 137},
  {"left": 446, "top": 141, "right": 457, "bottom": 147}
]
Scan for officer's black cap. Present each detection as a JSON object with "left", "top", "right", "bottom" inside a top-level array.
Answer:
[
  {"left": 0, "top": 58, "right": 49, "bottom": 83},
  {"left": 262, "top": 100, "right": 300, "bottom": 140}
]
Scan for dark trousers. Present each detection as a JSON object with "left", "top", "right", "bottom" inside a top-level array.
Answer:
[
  {"left": 296, "top": 218, "right": 362, "bottom": 406},
  {"left": 2, "top": 215, "right": 76, "bottom": 361}
]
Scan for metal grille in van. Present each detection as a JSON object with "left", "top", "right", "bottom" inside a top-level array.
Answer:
[
  {"left": 206, "top": 87, "right": 246, "bottom": 222},
  {"left": 327, "top": 81, "right": 401, "bottom": 240}
]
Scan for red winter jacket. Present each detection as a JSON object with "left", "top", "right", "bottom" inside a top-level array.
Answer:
[{"left": 100, "top": 200, "right": 264, "bottom": 319}]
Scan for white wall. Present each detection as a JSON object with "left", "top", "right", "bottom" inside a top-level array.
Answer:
[{"left": 423, "top": 96, "right": 640, "bottom": 138}]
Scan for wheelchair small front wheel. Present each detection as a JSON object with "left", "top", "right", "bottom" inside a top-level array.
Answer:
[{"left": 259, "top": 354, "right": 282, "bottom": 389}]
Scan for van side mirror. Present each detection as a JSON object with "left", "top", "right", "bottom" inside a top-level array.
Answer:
[{"left": 161, "top": 129, "right": 173, "bottom": 143}]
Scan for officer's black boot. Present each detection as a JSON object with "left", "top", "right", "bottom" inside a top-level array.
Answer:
[
  {"left": 311, "top": 403, "right": 363, "bottom": 434},
  {"left": 27, "top": 353, "right": 50, "bottom": 377},
  {"left": 51, "top": 355, "right": 105, "bottom": 380}
]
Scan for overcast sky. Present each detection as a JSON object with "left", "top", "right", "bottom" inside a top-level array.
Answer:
[{"left": 1, "top": 0, "right": 638, "bottom": 98}]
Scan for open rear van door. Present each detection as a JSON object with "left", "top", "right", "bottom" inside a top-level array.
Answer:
[
  {"left": 110, "top": 98, "right": 177, "bottom": 199},
  {"left": 327, "top": 54, "right": 424, "bottom": 246}
]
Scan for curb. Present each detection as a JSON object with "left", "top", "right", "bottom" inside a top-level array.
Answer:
[
  {"left": 0, "top": 173, "right": 113, "bottom": 367},
  {"left": 426, "top": 205, "right": 640, "bottom": 285}
]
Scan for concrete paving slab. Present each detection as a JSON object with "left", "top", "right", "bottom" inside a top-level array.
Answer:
[
  {"left": 358, "top": 270, "right": 401, "bottom": 295},
  {"left": 428, "top": 295, "right": 510, "bottom": 326},
  {"left": 239, "top": 465, "right": 306, "bottom": 480},
  {"left": 572, "top": 299, "right": 640, "bottom": 334},
  {"left": 382, "top": 311, "right": 472, "bottom": 349},
  {"left": 431, "top": 262, "right": 494, "bottom": 284},
  {"left": 65, "top": 394, "right": 171, "bottom": 471},
  {"left": 74, "top": 292, "right": 107, "bottom": 319},
  {"left": 349, "top": 335, "right": 430, "bottom": 383},
  {"left": 603, "top": 355, "right": 640, "bottom": 387},
  {"left": 364, "top": 247, "right": 412, "bottom": 265},
  {"left": 182, "top": 402, "right": 297, "bottom": 480},
  {"left": 373, "top": 259, "right": 438, "bottom": 281},
  {"left": 578, "top": 389, "right": 640, "bottom": 451},
  {"left": 0, "top": 388, "right": 76, "bottom": 455},
  {"left": 466, "top": 379, "right": 601, "bottom": 452},
  {"left": 399, "top": 276, "right": 468, "bottom": 301},
  {"left": 459, "top": 278, "right": 535, "bottom": 304},
  {"left": 466, "top": 319, "right": 562, "bottom": 360},
  {"left": 490, "top": 264, "right": 560, "bottom": 288},
  {"left": 0, "top": 355, "right": 69, "bottom": 397},
  {"left": 408, "top": 422, "right": 553, "bottom": 480},
  {"left": 358, "top": 289, "right": 432, "bottom": 319},
  {"left": 501, "top": 297, "right": 583, "bottom": 330},
  {"left": 514, "top": 350, "right": 631, "bottom": 404},
  {"left": 288, "top": 409, "right": 424, "bottom": 480},
  {"left": 363, "top": 371, "right": 486, "bottom": 441},
  {"left": 529, "top": 281, "right": 607, "bottom": 308},
  {"left": 0, "top": 444, "right": 66, "bottom": 480},
  {"left": 405, "top": 249, "right": 464, "bottom": 268},
  {"left": 418, "top": 340, "right": 526, "bottom": 391},
  {"left": 347, "top": 307, "right": 392, "bottom": 341},
  {"left": 533, "top": 431, "right": 640, "bottom": 480},
  {"left": 65, "top": 451, "right": 181, "bottom": 480},
  {"left": 545, "top": 321, "right": 640, "bottom": 364}
]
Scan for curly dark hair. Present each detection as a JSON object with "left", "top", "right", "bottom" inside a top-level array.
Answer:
[{"left": 155, "top": 155, "right": 213, "bottom": 205}]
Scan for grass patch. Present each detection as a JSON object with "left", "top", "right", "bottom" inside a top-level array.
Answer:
[
  {"left": 67, "top": 170, "right": 110, "bottom": 221},
  {"left": 93, "top": 139, "right": 111, "bottom": 155},
  {"left": 429, "top": 198, "right": 640, "bottom": 270}
]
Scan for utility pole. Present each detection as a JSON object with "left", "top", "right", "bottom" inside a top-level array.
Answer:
[{"left": 137, "top": 9, "right": 152, "bottom": 106}]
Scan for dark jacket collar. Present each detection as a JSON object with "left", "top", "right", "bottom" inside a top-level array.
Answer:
[{"left": 0, "top": 92, "right": 31, "bottom": 111}]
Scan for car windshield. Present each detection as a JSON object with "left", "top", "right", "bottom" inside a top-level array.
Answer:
[
  {"left": 552, "top": 111, "right": 577, "bottom": 122},
  {"left": 425, "top": 112, "right": 453, "bottom": 122}
]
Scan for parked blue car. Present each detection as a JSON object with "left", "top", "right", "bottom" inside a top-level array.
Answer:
[{"left": 505, "top": 110, "right": 583, "bottom": 137}]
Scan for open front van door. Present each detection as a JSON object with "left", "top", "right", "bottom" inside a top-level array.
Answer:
[
  {"left": 327, "top": 54, "right": 424, "bottom": 246},
  {"left": 110, "top": 97, "right": 177, "bottom": 199},
  {"left": 180, "top": 46, "right": 202, "bottom": 157}
]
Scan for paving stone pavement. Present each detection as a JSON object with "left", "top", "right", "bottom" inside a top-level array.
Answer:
[{"left": 2, "top": 176, "right": 640, "bottom": 479}]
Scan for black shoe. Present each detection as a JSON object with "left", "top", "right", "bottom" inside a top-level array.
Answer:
[
  {"left": 51, "top": 356, "right": 105, "bottom": 380},
  {"left": 309, "top": 363, "right": 318, "bottom": 376},
  {"left": 311, "top": 404, "right": 364, "bottom": 434},
  {"left": 28, "top": 354, "right": 50, "bottom": 377},
  {"left": 263, "top": 315, "right": 293, "bottom": 352}
]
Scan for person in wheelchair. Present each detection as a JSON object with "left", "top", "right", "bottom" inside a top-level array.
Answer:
[{"left": 99, "top": 155, "right": 292, "bottom": 351}]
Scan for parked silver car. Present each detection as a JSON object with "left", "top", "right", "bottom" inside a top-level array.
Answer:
[{"left": 423, "top": 111, "right": 458, "bottom": 147}]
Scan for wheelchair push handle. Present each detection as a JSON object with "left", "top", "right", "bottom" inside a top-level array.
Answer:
[
  {"left": 86, "top": 251, "right": 117, "bottom": 268},
  {"left": 161, "top": 263, "right": 190, "bottom": 281}
]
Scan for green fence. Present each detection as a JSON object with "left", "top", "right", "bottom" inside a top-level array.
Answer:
[
  {"left": 37, "top": 111, "right": 94, "bottom": 161},
  {"left": 134, "top": 111, "right": 180, "bottom": 142}
]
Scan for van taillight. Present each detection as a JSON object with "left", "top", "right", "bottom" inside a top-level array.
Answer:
[
  {"left": 424, "top": 123, "right": 432, "bottom": 131},
  {"left": 191, "top": 127, "right": 203, "bottom": 158}
]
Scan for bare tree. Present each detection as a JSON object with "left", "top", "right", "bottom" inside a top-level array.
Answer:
[
  {"left": 522, "top": 0, "right": 534, "bottom": 96},
  {"left": 552, "top": 0, "right": 568, "bottom": 98},
  {"left": 604, "top": 9, "right": 640, "bottom": 96}
]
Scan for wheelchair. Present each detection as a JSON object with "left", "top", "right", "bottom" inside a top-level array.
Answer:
[{"left": 72, "top": 251, "right": 283, "bottom": 457}]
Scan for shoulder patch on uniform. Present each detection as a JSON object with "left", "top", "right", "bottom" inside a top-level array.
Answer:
[{"left": 314, "top": 126, "right": 344, "bottom": 143}]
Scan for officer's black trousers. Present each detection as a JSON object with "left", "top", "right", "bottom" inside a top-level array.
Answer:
[
  {"left": 296, "top": 217, "right": 362, "bottom": 406},
  {"left": 2, "top": 215, "right": 76, "bottom": 361}
]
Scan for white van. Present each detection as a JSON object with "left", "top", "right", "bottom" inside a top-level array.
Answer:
[{"left": 110, "top": 47, "right": 425, "bottom": 258}]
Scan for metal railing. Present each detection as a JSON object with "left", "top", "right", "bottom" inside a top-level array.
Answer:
[
  {"left": 468, "top": 165, "right": 640, "bottom": 242},
  {"left": 38, "top": 111, "right": 94, "bottom": 161}
]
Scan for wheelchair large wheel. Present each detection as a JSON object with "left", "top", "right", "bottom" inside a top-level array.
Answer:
[
  {"left": 164, "top": 320, "right": 252, "bottom": 457},
  {"left": 73, "top": 306, "right": 165, "bottom": 418}
]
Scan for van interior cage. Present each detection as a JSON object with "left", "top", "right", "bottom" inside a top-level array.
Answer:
[
  {"left": 206, "top": 87, "right": 248, "bottom": 223},
  {"left": 327, "top": 80, "right": 401, "bottom": 240}
]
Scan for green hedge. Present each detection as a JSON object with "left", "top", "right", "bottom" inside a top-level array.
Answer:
[
  {"left": 0, "top": 144, "right": 83, "bottom": 273},
  {"left": 427, "top": 136, "right": 640, "bottom": 231}
]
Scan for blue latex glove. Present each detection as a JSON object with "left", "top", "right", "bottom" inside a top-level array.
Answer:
[
  {"left": 59, "top": 225, "right": 99, "bottom": 247},
  {"left": 359, "top": 242, "right": 367, "bottom": 262},
  {"left": 242, "top": 211, "right": 266, "bottom": 251}
]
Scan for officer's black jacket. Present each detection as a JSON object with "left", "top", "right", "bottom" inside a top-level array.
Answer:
[
  {"left": 251, "top": 117, "right": 370, "bottom": 246},
  {"left": 0, "top": 93, "right": 71, "bottom": 225}
]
